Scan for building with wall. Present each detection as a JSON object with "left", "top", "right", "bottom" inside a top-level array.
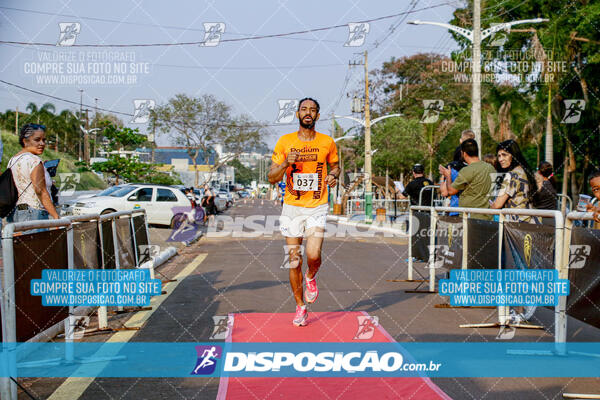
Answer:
[{"left": 136, "top": 146, "right": 233, "bottom": 188}]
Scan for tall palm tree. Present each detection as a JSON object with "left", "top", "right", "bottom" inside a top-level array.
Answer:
[
  {"left": 38, "top": 102, "right": 56, "bottom": 122},
  {"left": 25, "top": 102, "right": 39, "bottom": 123},
  {"left": 56, "top": 109, "right": 78, "bottom": 154}
]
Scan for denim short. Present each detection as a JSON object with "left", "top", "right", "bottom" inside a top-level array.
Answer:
[{"left": 7, "top": 207, "right": 50, "bottom": 234}]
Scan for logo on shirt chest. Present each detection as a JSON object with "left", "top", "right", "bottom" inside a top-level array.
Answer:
[
  {"left": 289, "top": 146, "right": 323, "bottom": 163},
  {"left": 296, "top": 154, "right": 318, "bottom": 162},
  {"left": 290, "top": 146, "right": 319, "bottom": 153}
]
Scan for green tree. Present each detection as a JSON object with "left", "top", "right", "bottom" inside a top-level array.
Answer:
[
  {"left": 227, "top": 159, "right": 255, "bottom": 186},
  {"left": 371, "top": 53, "right": 471, "bottom": 178},
  {"left": 89, "top": 123, "right": 179, "bottom": 185},
  {"left": 150, "top": 93, "right": 265, "bottom": 186},
  {"left": 450, "top": 0, "right": 600, "bottom": 199},
  {"left": 371, "top": 118, "right": 426, "bottom": 179}
]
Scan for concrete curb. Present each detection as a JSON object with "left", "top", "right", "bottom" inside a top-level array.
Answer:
[{"left": 183, "top": 229, "right": 204, "bottom": 246}]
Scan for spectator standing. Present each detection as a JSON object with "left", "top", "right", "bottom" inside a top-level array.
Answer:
[
  {"left": 532, "top": 162, "right": 557, "bottom": 210},
  {"left": 490, "top": 140, "right": 539, "bottom": 224},
  {"left": 448, "top": 129, "right": 475, "bottom": 172},
  {"left": 586, "top": 170, "right": 600, "bottom": 227},
  {"left": 202, "top": 184, "right": 217, "bottom": 225},
  {"left": 440, "top": 136, "right": 469, "bottom": 215},
  {"left": 483, "top": 154, "right": 497, "bottom": 168},
  {"left": 490, "top": 140, "right": 541, "bottom": 324},
  {"left": 399, "top": 164, "right": 434, "bottom": 206},
  {"left": 7, "top": 123, "right": 59, "bottom": 223},
  {"left": 439, "top": 139, "right": 495, "bottom": 220},
  {"left": 439, "top": 159, "right": 465, "bottom": 216},
  {"left": 460, "top": 129, "right": 475, "bottom": 144}
]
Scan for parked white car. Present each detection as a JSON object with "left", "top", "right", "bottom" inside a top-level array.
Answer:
[
  {"left": 76, "top": 184, "right": 127, "bottom": 200},
  {"left": 72, "top": 184, "right": 194, "bottom": 227}
]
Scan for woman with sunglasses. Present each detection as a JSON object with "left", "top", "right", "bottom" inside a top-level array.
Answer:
[{"left": 6, "top": 123, "right": 59, "bottom": 224}]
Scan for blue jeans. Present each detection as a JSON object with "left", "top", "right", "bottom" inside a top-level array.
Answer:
[{"left": 7, "top": 207, "right": 50, "bottom": 234}]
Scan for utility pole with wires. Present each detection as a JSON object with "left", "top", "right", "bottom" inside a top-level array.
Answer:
[
  {"left": 472, "top": 0, "right": 482, "bottom": 156},
  {"left": 340, "top": 51, "right": 401, "bottom": 221},
  {"left": 83, "top": 108, "right": 90, "bottom": 163},
  {"left": 409, "top": 15, "right": 547, "bottom": 159},
  {"left": 94, "top": 98, "right": 99, "bottom": 159},
  {"left": 79, "top": 89, "right": 84, "bottom": 161},
  {"left": 349, "top": 51, "right": 374, "bottom": 222},
  {"left": 330, "top": 113, "right": 336, "bottom": 210},
  {"left": 15, "top": 105, "right": 18, "bottom": 135}
]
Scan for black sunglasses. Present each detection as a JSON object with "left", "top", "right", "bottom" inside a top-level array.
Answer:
[{"left": 23, "top": 123, "right": 46, "bottom": 131}]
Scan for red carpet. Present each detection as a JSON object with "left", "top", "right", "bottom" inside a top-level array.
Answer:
[{"left": 217, "top": 311, "right": 451, "bottom": 399}]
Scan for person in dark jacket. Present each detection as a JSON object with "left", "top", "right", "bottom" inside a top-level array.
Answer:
[
  {"left": 532, "top": 161, "right": 558, "bottom": 210},
  {"left": 399, "top": 164, "right": 434, "bottom": 206}
]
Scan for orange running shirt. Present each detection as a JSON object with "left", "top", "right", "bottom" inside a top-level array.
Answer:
[{"left": 272, "top": 131, "right": 339, "bottom": 208}]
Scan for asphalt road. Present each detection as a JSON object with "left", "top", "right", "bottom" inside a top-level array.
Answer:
[{"left": 18, "top": 198, "right": 600, "bottom": 399}]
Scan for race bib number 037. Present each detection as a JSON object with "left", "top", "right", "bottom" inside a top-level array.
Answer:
[{"left": 293, "top": 173, "right": 319, "bottom": 191}]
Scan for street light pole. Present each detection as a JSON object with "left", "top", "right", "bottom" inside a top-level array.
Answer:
[
  {"left": 79, "top": 89, "right": 83, "bottom": 161},
  {"left": 472, "top": 0, "right": 482, "bottom": 156},
  {"left": 334, "top": 109, "right": 402, "bottom": 222},
  {"left": 83, "top": 108, "right": 90, "bottom": 163},
  {"left": 363, "top": 50, "right": 374, "bottom": 222},
  {"left": 408, "top": 17, "right": 548, "bottom": 158}
]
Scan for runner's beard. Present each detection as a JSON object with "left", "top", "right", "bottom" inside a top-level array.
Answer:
[{"left": 299, "top": 118, "right": 315, "bottom": 129}]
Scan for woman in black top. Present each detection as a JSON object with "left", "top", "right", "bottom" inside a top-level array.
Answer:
[{"left": 533, "top": 161, "right": 558, "bottom": 210}]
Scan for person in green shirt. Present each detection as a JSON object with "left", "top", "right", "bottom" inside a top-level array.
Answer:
[{"left": 439, "top": 139, "right": 495, "bottom": 220}]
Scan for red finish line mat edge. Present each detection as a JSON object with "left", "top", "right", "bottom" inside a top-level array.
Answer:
[{"left": 216, "top": 311, "right": 452, "bottom": 400}]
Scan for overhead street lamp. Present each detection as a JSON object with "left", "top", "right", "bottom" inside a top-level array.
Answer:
[
  {"left": 408, "top": 17, "right": 548, "bottom": 157},
  {"left": 334, "top": 113, "right": 401, "bottom": 222}
]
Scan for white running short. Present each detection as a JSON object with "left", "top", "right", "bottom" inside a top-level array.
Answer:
[{"left": 279, "top": 203, "right": 328, "bottom": 237}]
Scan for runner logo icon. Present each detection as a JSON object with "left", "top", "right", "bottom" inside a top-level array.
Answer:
[
  {"left": 58, "top": 173, "right": 80, "bottom": 196},
  {"left": 201, "top": 23, "right": 226, "bottom": 46},
  {"left": 561, "top": 100, "right": 585, "bottom": 124},
  {"left": 420, "top": 100, "right": 444, "bottom": 123},
  {"left": 57, "top": 22, "right": 81, "bottom": 46},
  {"left": 344, "top": 23, "right": 370, "bottom": 47},
  {"left": 131, "top": 99, "right": 155, "bottom": 124},
  {"left": 138, "top": 245, "right": 160, "bottom": 266},
  {"left": 210, "top": 316, "right": 232, "bottom": 340},
  {"left": 275, "top": 99, "right": 299, "bottom": 124},
  {"left": 191, "top": 345, "right": 222, "bottom": 375},
  {"left": 568, "top": 245, "right": 590, "bottom": 269},
  {"left": 354, "top": 316, "right": 379, "bottom": 340},
  {"left": 488, "top": 23, "right": 509, "bottom": 47}
]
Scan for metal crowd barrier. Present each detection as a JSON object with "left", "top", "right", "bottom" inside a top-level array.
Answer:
[
  {"left": 407, "top": 205, "right": 566, "bottom": 344},
  {"left": 0, "top": 209, "right": 152, "bottom": 400},
  {"left": 418, "top": 185, "right": 441, "bottom": 206},
  {"left": 346, "top": 198, "right": 410, "bottom": 216},
  {"left": 557, "top": 194, "right": 573, "bottom": 213},
  {"left": 562, "top": 211, "right": 599, "bottom": 399}
]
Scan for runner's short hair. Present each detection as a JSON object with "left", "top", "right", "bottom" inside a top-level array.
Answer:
[
  {"left": 460, "top": 138, "right": 479, "bottom": 157},
  {"left": 297, "top": 97, "right": 320, "bottom": 113}
]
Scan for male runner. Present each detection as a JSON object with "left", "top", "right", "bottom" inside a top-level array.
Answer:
[{"left": 268, "top": 98, "right": 339, "bottom": 326}]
